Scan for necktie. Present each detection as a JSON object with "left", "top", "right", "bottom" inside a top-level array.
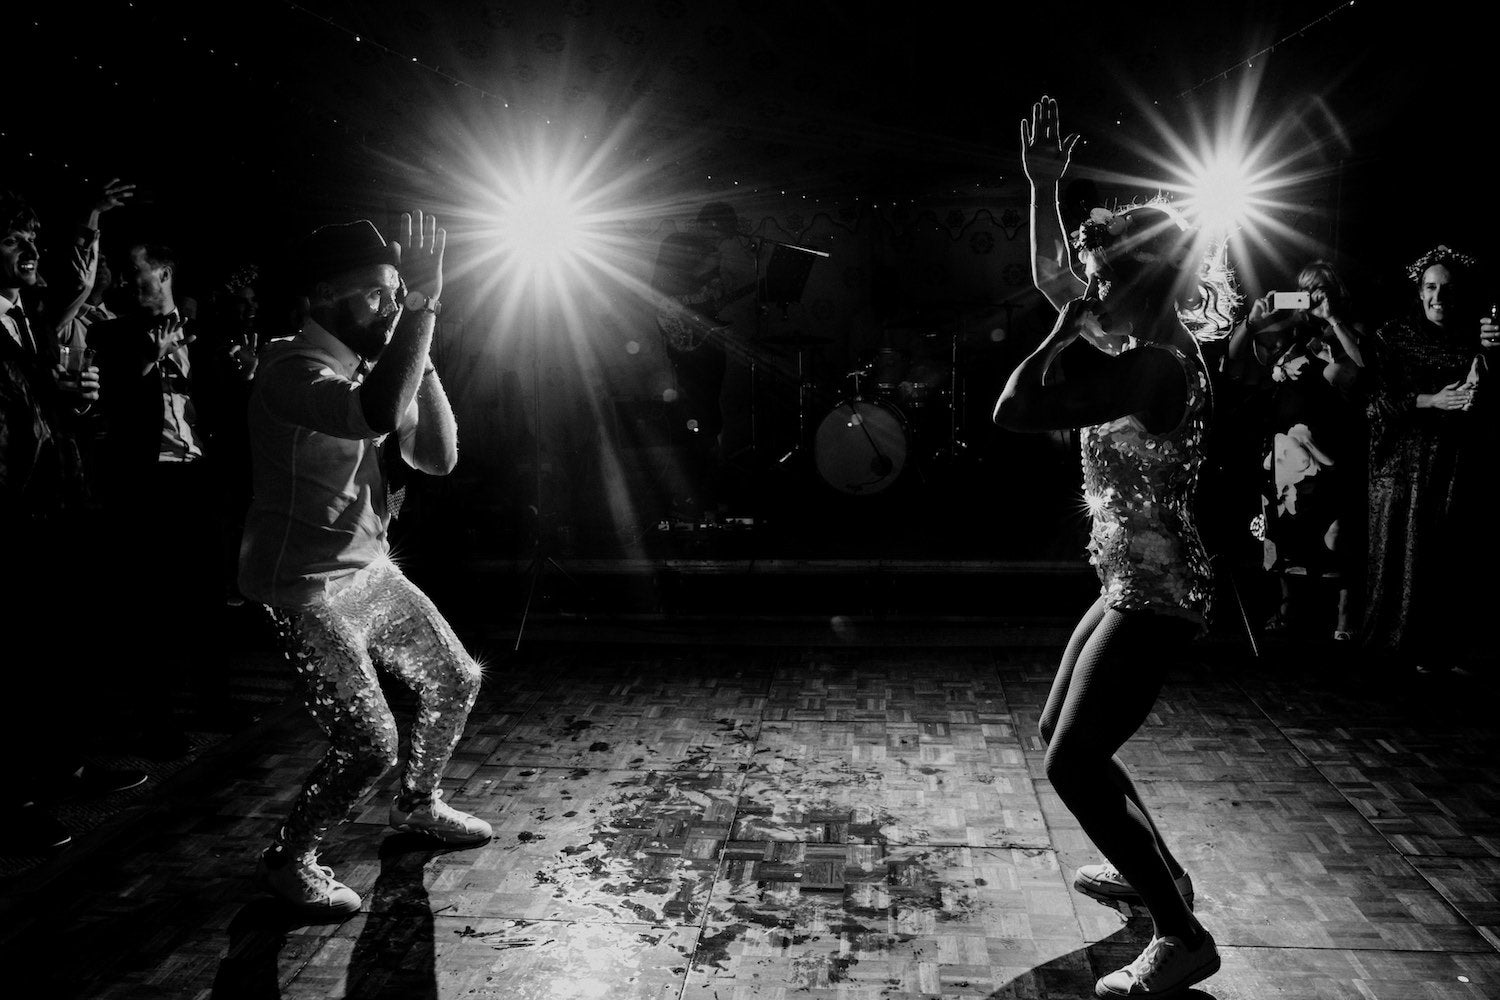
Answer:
[{"left": 9, "top": 303, "right": 38, "bottom": 358}]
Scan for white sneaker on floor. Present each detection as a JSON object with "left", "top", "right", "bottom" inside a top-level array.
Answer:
[
  {"left": 255, "top": 849, "right": 361, "bottom": 917},
  {"left": 1074, "top": 862, "right": 1193, "bottom": 907},
  {"left": 388, "top": 789, "right": 493, "bottom": 845},
  {"left": 1095, "top": 931, "right": 1220, "bottom": 998}
]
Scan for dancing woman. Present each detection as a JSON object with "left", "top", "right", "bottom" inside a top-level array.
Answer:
[{"left": 994, "top": 96, "right": 1233, "bottom": 998}]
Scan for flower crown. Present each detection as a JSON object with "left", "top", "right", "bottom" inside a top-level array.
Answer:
[
  {"left": 1072, "top": 207, "right": 1130, "bottom": 254},
  {"left": 1406, "top": 244, "right": 1477, "bottom": 283},
  {"left": 1072, "top": 202, "right": 1194, "bottom": 269},
  {"left": 222, "top": 263, "right": 259, "bottom": 294}
]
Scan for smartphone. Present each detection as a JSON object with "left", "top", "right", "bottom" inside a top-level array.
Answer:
[{"left": 1270, "top": 291, "right": 1311, "bottom": 311}]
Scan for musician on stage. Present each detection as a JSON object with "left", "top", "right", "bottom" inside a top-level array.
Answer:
[{"left": 651, "top": 201, "right": 741, "bottom": 518}]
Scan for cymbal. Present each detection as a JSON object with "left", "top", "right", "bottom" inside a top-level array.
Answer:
[{"left": 762, "top": 332, "right": 833, "bottom": 347}]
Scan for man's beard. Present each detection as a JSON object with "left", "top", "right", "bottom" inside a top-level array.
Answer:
[{"left": 335, "top": 300, "right": 397, "bottom": 360}]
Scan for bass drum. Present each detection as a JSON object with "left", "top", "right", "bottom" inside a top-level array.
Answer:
[{"left": 813, "top": 398, "right": 910, "bottom": 495}]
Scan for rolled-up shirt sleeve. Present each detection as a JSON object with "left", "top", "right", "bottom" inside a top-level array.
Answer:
[{"left": 257, "top": 356, "right": 375, "bottom": 440}]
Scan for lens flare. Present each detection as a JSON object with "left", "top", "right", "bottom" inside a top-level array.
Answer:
[
  {"left": 1094, "top": 61, "right": 1348, "bottom": 292},
  {"left": 1179, "top": 148, "right": 1266, "bottom": 237},
  {"left": 494, "top": 177, "right": 586, "bottom": 274}
]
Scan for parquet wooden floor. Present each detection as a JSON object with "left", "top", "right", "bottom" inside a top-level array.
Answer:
[{"left": 3, "top": 628, "right": 1498, "bottom": 999}]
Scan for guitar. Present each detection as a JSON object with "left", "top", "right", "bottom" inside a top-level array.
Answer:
[{"left": 654, "top": 278, "right": 761, "bottom": 352}]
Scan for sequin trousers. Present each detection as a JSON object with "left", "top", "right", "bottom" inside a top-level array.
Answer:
[{"left": 265, "top": 557, "right": 482, "bottom": 858}]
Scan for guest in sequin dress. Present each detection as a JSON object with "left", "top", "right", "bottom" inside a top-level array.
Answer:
[
  {"left": 994, "top": 96, "right": 1237, "bottom": 999},
  {"left": 1361, "top": 245, "right": 1494, "bottom": 675}
]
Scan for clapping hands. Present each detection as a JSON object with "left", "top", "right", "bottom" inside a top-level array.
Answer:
[{"left": 1428, "top": 381, "right": 1474, "bottom": 412}]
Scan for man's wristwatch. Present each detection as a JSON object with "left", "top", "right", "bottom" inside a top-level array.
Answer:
[{"left": 403, "top": 290, "right": 440, "bottom": 315}]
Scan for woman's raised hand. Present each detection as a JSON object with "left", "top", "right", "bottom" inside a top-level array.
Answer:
[{"left": 1021, "top": 96, "right": 1079, "bottom": 186}]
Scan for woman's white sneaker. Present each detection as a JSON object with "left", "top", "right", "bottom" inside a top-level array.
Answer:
[
  {"left": 1074, "top": 862, "right": 1193, "bottom": 907},
  {"left": 1095, "top": 931, "right": 1220, "bottom": 998},
  {"left": 255, "top": 849, "right": 362, "bottom": 917},
  {"left": 389, "top": 789, "right": 493, "bottom": 845}
]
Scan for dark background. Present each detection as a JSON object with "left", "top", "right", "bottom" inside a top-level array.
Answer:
[
  {"left": 6, "top": 0, "right": 1490, "bottom": 566},
  {"left": 5, "top": 0, "right": 1490, "bottom": 310}
]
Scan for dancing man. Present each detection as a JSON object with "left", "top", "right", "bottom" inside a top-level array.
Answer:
[
  {"left": 994, "top": 97, "right": 1228, "bottom": 997},
  {"left": 239, "top": 212, "right": 491, "bottom": 916}
]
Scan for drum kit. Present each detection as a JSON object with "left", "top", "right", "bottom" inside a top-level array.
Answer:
[{"left": 761, "top": 308, "right": 998, "bottom": 497}]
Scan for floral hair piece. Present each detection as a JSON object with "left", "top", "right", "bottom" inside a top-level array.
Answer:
[
  {"left": 1072, "top": 207, "right": 1131, "bottom": 254},
  {"left": 1405, "top": 244, "right": 1476, "bottom": 283},
  {"left": 222, "top": 263, "right": 259, "bottom": 294},
  {"left": 1072, "top": 199, "right": 1193, "bottom": 267}
]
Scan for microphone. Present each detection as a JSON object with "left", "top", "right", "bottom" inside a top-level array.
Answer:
[{"left": 1081, "top": 274, "right": 1115, "bottom": 333}]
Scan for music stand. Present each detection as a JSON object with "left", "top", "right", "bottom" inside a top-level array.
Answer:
[
  {"left": 763, "top": 242, "right": 817, "bottom": 307},
  {"left": 753, "top": 241, "right": 822, "bottom": 464}
]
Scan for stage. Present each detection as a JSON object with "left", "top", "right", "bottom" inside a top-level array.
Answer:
[{"left": 2, "top": 611, "right": 1496, "bottom": 999}]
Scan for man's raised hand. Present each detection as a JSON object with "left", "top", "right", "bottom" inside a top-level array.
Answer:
[{"left": 393, "top": 210, "right": 445, "bottom": 303}]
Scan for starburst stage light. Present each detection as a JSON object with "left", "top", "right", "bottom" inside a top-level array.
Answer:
[
  {"left": 1105, "top": 68, "right": 1342, "bottom": 287},
  {"left": 445, "top": 126, "right": 658, "bottom": 336},
  {"left": 487, "top": 160, "right": 601, "bottom": 302},
  {"left": 1177, "top": 146, "right": 1270, "bottom": 238}
]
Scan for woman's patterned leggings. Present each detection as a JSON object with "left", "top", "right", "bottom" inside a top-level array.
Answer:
[{"left": 266, "top": 559, "right": 482, "bottom": 859}]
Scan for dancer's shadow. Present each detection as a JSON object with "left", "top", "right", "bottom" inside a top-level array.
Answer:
[
  {"left": 344, "top": 833, "right": 442, "bottom": 1000},
  {"left": 209, "top": 899, "right": 311, "bottom": 1000},
  {"left": 210, "top": 833, "right": 443, "bottom": 1000},
  {"left": 989, "top": 905, "right": 1220, "bottom": 999}
]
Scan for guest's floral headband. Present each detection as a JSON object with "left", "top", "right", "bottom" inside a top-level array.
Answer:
[
  {"left": 1406, "top": 244, "right": 1477, "bottom": 283},
  {"left": 223, "top": 263, "right": 259, "bottom": 293}
]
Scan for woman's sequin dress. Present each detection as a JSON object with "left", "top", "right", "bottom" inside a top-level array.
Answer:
[{"left": 1079, "top": 340, "right": 1215, "bottom": 627}]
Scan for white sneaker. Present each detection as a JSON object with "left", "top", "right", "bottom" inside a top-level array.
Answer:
[
  {"left": 255, "top": 849, "right": 361, "bottom": 917},
  {"left": 1095, "top": 931, "right": 1220, "bottom": 998},
  {"left": 1074, "top": 862, "right": 1193, "bottom": 907},
  {"left": 388, "top": 789, "right": 493, "bottom": 845}
]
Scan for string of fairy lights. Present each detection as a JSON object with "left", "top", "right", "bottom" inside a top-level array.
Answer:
[
  {"left": 1171, "top": 0, "right": 1361, "bottom": 101},
  {"left": 2, "top": 0, "right": 1365, "bottom": 212}
]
